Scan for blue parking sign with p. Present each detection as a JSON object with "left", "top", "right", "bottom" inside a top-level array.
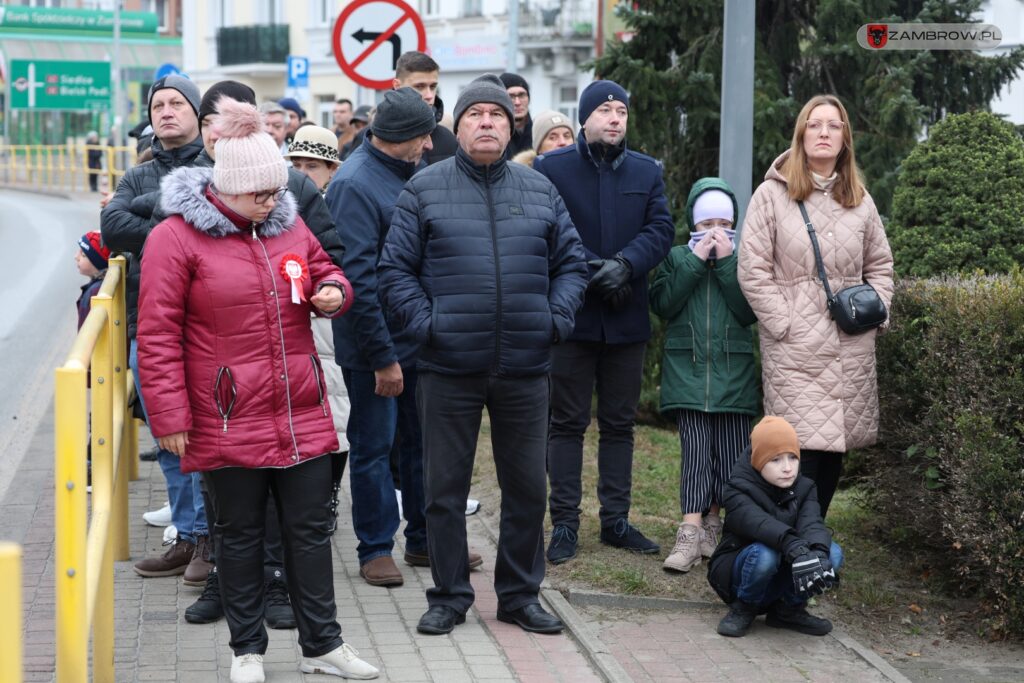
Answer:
[{"left": 287, "top": 56, "right": 309, "bottom": 88}]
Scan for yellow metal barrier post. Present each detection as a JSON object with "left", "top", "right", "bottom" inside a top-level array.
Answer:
[
  {"left": 0, "top": 542, "right": 23, "bottom": 683},
  {"left": 54, "top": 356, "right": 90, "bottom": 681},
  {"left": 89, "top": 283, "right": 115, "bottom": 683}
]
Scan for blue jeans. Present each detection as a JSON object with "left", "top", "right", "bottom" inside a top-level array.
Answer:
[
  {"left": 341, "top": 368, "right": 400, "bottom": 564},
  {"left": 395, "top": 368, "right": 427, "bottom": 553},
  {"left": 130, "top": 340, "right": 207, "bottom": 543},
  {"left": 731, "top": 541, "right": 844, "bottom": 608}
]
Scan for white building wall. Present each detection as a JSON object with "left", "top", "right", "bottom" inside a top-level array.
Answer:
[{"left": 983, "top": 0, "right": 1024, "bottom": 124}]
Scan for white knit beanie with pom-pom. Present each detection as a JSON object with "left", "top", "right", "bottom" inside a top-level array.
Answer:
[{"left": 211, "top": 96, "right": 288, "bottom": 195}]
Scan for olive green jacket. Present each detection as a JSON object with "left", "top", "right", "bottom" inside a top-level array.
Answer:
[{"left": 649, "top": 178, "right": 760, "bottom": 415}]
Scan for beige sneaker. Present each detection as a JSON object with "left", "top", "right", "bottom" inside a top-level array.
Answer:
[
  {"left": 701, "top": 514, "right": 724, "bottom": 558},
  {"left": 663, "top": 523, "right": 702, "bottom": 572},
  {"left": 300, "top": 643, "right": 379, "bottom": 679}
]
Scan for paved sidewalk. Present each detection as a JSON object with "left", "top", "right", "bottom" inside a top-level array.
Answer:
[{"left": 6, "top": 406, "right": 903, "bottom": 682}]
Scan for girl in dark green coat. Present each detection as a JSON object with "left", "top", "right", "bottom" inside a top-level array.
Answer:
[{"left": 649, "top": 178, "right": 761, "bottom": 574}]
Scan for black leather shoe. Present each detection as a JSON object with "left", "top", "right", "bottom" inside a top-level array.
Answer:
[
  {"left": 496, "top": 603, "right": 563, "bottom": 634},
  {"left": 416, "top": 605, "right": 465, "bottom": 635},
  {"left": 139, "top": 447, "right": 160, "bottom": 462}
]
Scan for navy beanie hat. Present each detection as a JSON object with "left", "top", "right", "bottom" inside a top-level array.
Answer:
[
  {"left": 278, "top": 97, "right": 307, "bottom": 120},
  {"left": 499, "top": 72, "right": 530, "bottom": 94},
  {"left": 578, "top": 80, "right": 629, "bottom": 125}
]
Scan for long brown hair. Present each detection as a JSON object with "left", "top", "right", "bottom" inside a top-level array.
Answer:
[{"left": 781, "top": 95, "right": 865, "bottom": 208}]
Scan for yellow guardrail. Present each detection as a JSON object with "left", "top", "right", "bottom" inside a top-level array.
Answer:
[
  {"left": 0, "top": 542, "right": 23, "bottom": 683},
  {"left": 0, "top": 144, "right": 137, "bottom": 193},
  {"left": 54, "top": 255, "right": 138, "bottom": 683}
]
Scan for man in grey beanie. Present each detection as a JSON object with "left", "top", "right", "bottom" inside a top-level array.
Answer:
[
  {"left": 325, "top": 86, "right": 454, "bottom": 590},
  {"left": 379, "top": 73, "right": 588, "bottom": 636}
]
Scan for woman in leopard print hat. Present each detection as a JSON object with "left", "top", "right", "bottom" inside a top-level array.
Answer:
[{"left": 286, "top": 124, "right": 341, "bottom": 193}]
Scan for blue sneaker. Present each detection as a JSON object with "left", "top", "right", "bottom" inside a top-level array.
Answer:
[
  {"left": 546, "top": 525, "right": 578, "bottom": 564},
  {"left": 600, "top": 518, "right": 660, "bottom": 554}
]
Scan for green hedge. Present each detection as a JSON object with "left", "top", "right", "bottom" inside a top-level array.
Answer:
[
  {"left": 864, "top": 271, "right": 1024, "bottom": 637},
  {"left": 888, "top": 111, "right": 1024, "bottom": 277}
]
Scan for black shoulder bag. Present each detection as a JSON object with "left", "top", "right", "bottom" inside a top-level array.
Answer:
[{"left": 798, "top": 201, "right": 887, "bottom": 335}]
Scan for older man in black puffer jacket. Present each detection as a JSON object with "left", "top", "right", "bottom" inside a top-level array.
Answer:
[{"left": 380, "top": 74, "right": 587, "bottom": 638}]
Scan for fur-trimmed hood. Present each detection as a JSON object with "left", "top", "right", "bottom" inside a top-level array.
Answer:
[{"left": 160, "top": 166, "right": 298, "bottom": 238}]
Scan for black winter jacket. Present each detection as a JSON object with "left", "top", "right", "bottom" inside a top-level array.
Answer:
[
  {"left": 379, "top": 148, "right": 588, "bottom": 376},
  {"left": 101, "top": 136, "right": 206, "bottom": 339},
  {"left": 707, "top": 451, "right": 832, "bottom": 604}
]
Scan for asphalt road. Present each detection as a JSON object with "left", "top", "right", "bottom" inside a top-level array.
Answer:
[{"left": 0, "top": 188, "right": 101, "bottom": 506}]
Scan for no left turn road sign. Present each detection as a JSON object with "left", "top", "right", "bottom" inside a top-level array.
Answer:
[{"left": 332, "top": 0, "right": 427, "bottom": 90}]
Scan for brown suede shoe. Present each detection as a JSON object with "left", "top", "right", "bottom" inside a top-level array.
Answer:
[
  {"left": 182, "top": 535, "right": 214, "bottom": 587},
  {"left": 134, "top": 535, "right": 195, "bottom": 577},
  {"left": 404, "top": 548, "right": 484, "bottom": 570},
  {"left": 359, "top": 556, "right": 404, "bottom": 587}
]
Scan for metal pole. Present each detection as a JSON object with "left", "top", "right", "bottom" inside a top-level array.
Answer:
[
  {"left": 111, "top": 2, "right": 125, "bottom": 173},
  {"left": 507, "top": 0, "right": 519, "bottom": 71},
  {"left": 719, "top": 0, "right": 755, "bottom": 234}
]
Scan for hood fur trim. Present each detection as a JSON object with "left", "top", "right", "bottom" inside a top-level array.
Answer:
[{"left": 160, "top": 166, "right": 297, "bottom": 238}]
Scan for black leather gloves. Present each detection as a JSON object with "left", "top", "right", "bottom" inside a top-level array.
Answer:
[{"left": 587, "top": 255, "right": 633, "bottom": 297}]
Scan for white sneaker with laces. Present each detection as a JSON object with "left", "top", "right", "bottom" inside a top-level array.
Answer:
[
  {"left": 162, "top": 525, "right": 177, "bottom": 544},
  {"left": 143, "top": 502, "right": 172, "bottom": 527},
  {"left": 230, "top": 653, "right": 265, "bottom": 683},
  {"left": 300, "top": 643, "right": 379, "bottom": 679}
]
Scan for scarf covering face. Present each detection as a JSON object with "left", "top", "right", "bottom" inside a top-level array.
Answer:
[{"left": 687, "top": 227, "right": 737, "bottom": 255}]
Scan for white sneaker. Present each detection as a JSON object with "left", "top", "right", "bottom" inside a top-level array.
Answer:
[
  {"left": 465, "top": 498, "right": 480, "bottom": 516},
  {"left": 143, "top": 503, "right": 172, "bottom": 527},
  {"left": 300, "top": 643, "right": 379, "bottom": 679},
  {"left": 162, "top": 525, "right": 177, "bottom": 544},
  {"left": 230, "top": 653, "right": 265, "bottom": 683}
]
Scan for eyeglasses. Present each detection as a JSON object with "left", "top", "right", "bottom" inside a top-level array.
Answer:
[
  {"left": 253, "top": 187, "right": 287, "bottom": 204},
  {"left": 806, "top": 120, "right": 845, "bottom": 132}
]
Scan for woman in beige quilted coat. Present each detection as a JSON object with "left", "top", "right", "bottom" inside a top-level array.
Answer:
[{"left": 738, "top": 94, "right": 894, "bottom": 517}]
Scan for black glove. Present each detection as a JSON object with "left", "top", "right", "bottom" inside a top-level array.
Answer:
[
  {"left": 605, "top": 283, "right": 632, "bottom": 311},
  {"left": 790, "top": 551, "right": 830, "bottom": 597},
  {"left": 587, "top": 255, "right": 632, "bottom": 297}
]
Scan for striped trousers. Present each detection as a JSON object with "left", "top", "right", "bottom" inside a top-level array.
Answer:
[{"left": 675, "top": 409, "right": 751, "bottom": 516}]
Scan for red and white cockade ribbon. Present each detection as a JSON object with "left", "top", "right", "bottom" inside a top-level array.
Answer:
[{"left": 280, "top": 253, "right": 308, "bottom": 304}]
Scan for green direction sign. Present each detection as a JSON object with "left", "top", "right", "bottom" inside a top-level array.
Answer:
[{"left": 9, "top": 60, "right": 111, "bottom": 111}]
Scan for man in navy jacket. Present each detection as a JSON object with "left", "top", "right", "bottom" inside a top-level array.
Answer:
[
  {"left": 534, "top": 80, "right": 675, "bottom": 564},
  {"left": 380, "top": 74, "right": 587, "bottom": 637},
  {"left": 326, "top": 88, "right": 442, "bottom": 589}
]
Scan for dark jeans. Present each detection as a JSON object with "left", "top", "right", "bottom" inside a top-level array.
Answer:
[
  {"left": 396, "top": 368, "right": 427, "bottom": 553},
  {"left": 417, "top": 371, "right": 548, "bottom": 613},
  {"left": 341, "top": 368, "right": 401, "bottom": 564},
  {"left": 206, "top": 456, "right": 342, "bottom": 658},
  {"left": 548, "top": 340, "right": 646, "bottom": 531},
  {"left": 800, "top": 450, "right": 844, "bottom": 518},
  {"left": 731, "top": 541, "right": 844, "bottom": 608}
]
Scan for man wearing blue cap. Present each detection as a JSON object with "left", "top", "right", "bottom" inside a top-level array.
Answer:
[
  {"left": 278, "top": 97, "right": 307, "bottom": 143},
  {"left": 534, "top": 79, "right": 675, "bottom": 565}
]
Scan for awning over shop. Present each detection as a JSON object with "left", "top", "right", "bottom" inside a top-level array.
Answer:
[{"left": 0, "top": 34, "right": 182, "bottom": 71}]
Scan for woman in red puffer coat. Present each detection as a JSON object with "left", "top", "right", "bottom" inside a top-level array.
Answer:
[{"left": 137, "top": 97, "right": 379, "bottom": 682}]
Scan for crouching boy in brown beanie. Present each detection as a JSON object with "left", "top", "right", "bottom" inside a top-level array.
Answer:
[{"left": 707, "top": 416, "right": 841, "bottom": 637}]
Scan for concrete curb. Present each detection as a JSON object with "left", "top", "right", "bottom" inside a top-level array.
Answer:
[
  {"left": 542, "top": 587, "right": 633, "bottom": 683},
  {"left": 830, "top": 629, "right": 914, "bottom": 683}
]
